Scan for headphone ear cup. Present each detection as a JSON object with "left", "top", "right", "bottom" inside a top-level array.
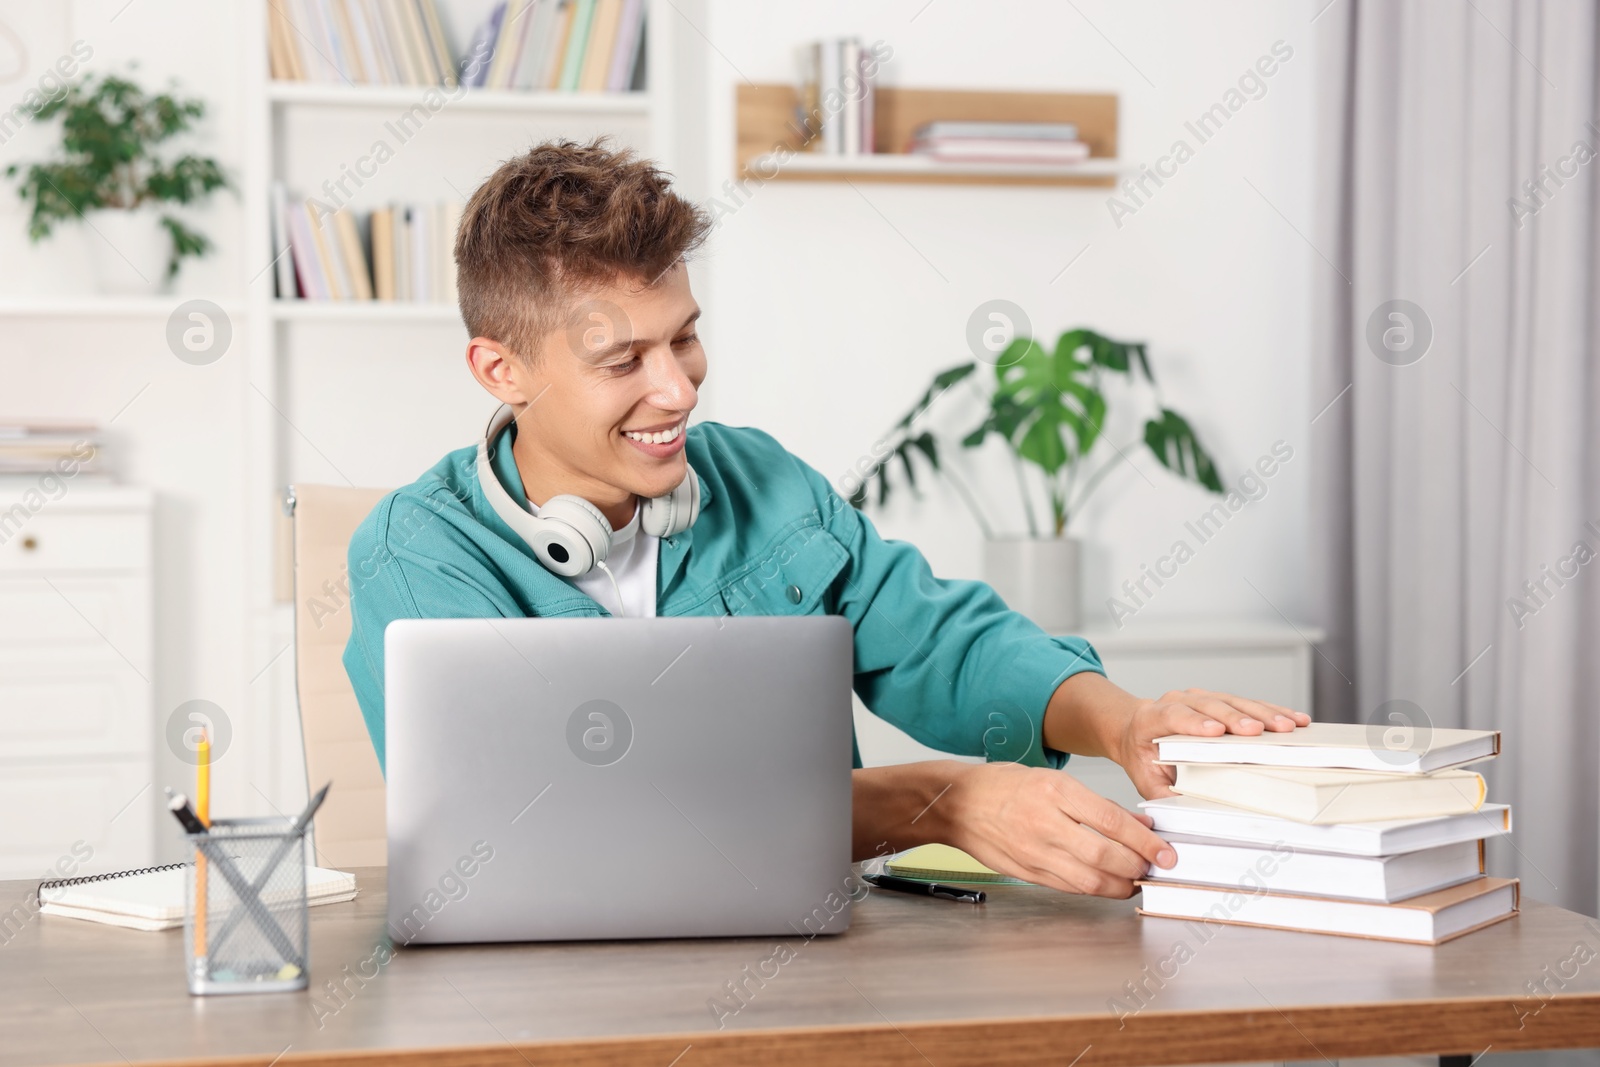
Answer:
[
  {"left": 640, "top": 466, "right": 701, "bottom": 539},
  {"left": 529, "top": 495, "right": 613, "bottom": 578}
]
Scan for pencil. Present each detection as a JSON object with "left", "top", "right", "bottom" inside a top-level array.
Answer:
[{"left": 195, "top": 729, "right": 210, "bottom": 962}]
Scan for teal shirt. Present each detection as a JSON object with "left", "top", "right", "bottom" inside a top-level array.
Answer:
[{"left": 342, "top": 420, "right": 1105, "bottom": 776}]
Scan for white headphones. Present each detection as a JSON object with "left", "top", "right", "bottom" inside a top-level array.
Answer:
[{"left": 475, "top": 403, "right": 702, "bottom": 591}]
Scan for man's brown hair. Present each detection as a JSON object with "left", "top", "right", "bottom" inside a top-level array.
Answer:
[{"left": 455, "top": 138, "right": 711, "bottom": 364}]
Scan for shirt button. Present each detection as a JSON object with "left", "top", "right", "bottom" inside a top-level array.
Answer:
[{"left": 785, "top": 584, "right": 802, "bottom": 604}]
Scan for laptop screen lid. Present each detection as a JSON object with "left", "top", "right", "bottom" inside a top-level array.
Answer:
[{"left": 384, "top": 615, "right": 855, "bottom": 943}]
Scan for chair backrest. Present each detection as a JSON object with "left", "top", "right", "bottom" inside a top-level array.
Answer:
[{"left": 290, "top": 483, "right": 392, "bottom": 868}]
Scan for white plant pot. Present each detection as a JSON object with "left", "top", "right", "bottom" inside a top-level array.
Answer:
[
  {"left": 86, "top": 205, "right": 173, "bottom": 296},
  {"left": 982, "top": 536, "right": 1082, "bottom": 634}
]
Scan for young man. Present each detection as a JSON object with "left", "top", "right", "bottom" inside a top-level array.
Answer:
[{"left": 343, "top": 139, "right": 1310, "bottom": 899}]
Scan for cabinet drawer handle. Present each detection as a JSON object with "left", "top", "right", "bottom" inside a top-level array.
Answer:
[{"left": 21, "top": 536, "right": 38, "bottom": 552}]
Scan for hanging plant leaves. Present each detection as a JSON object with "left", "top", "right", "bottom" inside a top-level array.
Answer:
[{"left": 1143, "top": 408, "right": 1224, "bottom": 492}]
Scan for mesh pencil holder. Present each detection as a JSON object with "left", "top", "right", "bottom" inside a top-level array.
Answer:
[{"left": 184, "top": 815, "right": 310, "bottom": 995}]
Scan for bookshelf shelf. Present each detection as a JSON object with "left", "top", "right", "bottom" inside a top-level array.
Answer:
[
  {"left": 0, "top": 296, "right": 245, "bottom": 317},
  {"left": 271, "top": 300, "right": 463, "bottom": 323},
  {"left": 266, "top": 80, "right": 651, "bottom": 115},
  {"left": 736, "top": 84, "right": 1121, "bottom": 189}
]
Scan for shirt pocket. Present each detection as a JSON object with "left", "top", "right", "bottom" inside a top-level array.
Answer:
[{"left": 717, "top": 522, "right": 849, "bottom": 617}]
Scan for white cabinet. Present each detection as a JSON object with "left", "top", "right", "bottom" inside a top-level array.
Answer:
[
  {"left": 0, "top": 484, "right": 153, "bottom": 880},
  {"left": 853, "top": 618, "right": 1325, "bottom": 810}
]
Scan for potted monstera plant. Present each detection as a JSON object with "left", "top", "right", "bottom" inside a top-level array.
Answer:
[
  {"left": 849, "top": 328, "right": 1224, "bottom": 631},
  {"left": 3, "top": 70, "right": 229, "bottom": 294}
]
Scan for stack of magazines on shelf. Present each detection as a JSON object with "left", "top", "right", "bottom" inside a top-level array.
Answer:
[
  {"left": 797, "top": 36, "right": 882, "bottom": 156},
  {"left": 0, "top": 422, "right": 101, "bottom": 475},
  {"left": 907, "top": 120, "right": 1089, "bottom": 165},
  {"left": 267, "top": 0, "right": 647, "bottom": 92},
  {"left": 272, "top": 182, "right": 461, "bottom": 304},
  {"left": 466, "top": 0, "right": 647, "bottom": 91},
  {"left": 1135, "top": 721, "right": 1518, "bottom": 945}
]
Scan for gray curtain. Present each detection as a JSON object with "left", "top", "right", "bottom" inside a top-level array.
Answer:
[{"left": 1312, "top": 0, "right": 1600, "bottom": 917}]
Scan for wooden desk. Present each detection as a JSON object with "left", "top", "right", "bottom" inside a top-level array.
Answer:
[{"left": 6, "top": 868, "right": 1599, "bottom": 1066}]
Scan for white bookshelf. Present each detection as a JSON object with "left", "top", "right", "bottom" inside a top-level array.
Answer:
[
  {"left": 240, "top": 0, "right": 710, "bottom": 811},
  {"left": 0, "top": 296, "right": 246, "bottom": 317},
  {"left": 269, "top": 299, "right": 463, "bottom": 323},
  {"left": 267, "top": 79, "right": 652, "bottom": 114}
]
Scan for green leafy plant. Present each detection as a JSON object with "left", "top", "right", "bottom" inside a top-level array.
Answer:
[
  {"left": 3, "top": 70, "right": 230, "bottom": 281},
  {"left": 851, "top": 328, "right": 1224, "bottom": 538}
]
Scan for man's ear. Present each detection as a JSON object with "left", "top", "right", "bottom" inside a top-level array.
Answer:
[{"left": 465, "top": 335, "right": 540, "bottom": 404}]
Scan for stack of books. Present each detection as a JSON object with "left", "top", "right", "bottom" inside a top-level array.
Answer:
[
  {"left": 468, "top": 0, "right": 647, "bottom": 92},
  {"left": 797, "top": 37, "right": 878, "bottom": 156},
  {"left": 268, "top": 0, "right": 460, "bottom": 86},
  {"left": 907, "top": 120, "right": 1090, "bottom": 165},
  {"left": 272, "top": 183, "right": 462, "bottom": 304},
  {"left": 266, "top": 0, "right": 647, "bottom": 93},
  {"left": 0, "top": 422, "right": 102, "bottom": 475},
  {"left": 1135, "top": 722, "right": 1519, "bottom": 945}
]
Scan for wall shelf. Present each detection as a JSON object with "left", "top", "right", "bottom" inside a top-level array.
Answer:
[
  {"left": 736, "top": 84, "right": 1120, "bottom": 188},
  {"left": 266, "top": 80, "right": 651, "bottom": 115},
  {"left": 741, "top": 152, "right": 1127, "bottom": 185}
]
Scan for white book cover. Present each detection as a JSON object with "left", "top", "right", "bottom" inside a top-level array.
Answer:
[
  {"left": 1145, "top": 837, "right": 1484, "bottom": 903},
  {"left": 1141, "top": 795, "right": 1513, "bottom": 856},
  {"left": 818, "top": 38, "right": 840, "bottom": 155},
  {"left": 839, "top": 39, "right": 860, "bottom": 158},
  {"left": 1154, "top": 720, "right": 1500, "bottom": 775},
  {"left": 1171, "top": 763, "right": 1488, "bottom": 825}
]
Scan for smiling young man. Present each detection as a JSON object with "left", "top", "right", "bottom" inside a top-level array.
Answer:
[{"left": 343, "top": 139, "right": 1311, "bottom": 899}]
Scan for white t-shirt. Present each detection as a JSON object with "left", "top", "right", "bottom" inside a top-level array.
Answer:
[{"left": 528, "top": 495, "right": 658, "bottom": 618}]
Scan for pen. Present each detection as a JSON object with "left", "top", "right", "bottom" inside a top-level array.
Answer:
[
  {"left": 865, "top": 872, "right": 986, "bottom": 904},
  {"left": 166, "top": 791, "right": 209, "bottom": 836}
]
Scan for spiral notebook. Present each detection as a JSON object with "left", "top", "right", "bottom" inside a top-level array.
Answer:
[{"left": 37, "top": 863, "right": 358, "bottom": 932}]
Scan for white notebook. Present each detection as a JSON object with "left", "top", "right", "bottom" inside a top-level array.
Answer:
[{"left": 38, "top": 863, "right": 358, "bottom": 932}]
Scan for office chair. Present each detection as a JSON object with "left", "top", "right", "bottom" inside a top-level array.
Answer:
[{"left": 288, "top": 483, "right": 391, "bottom": 868}]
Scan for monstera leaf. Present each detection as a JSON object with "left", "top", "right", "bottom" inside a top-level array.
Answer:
[{"left": 1143, "top": 408, "right": 1224, "bottom": 492}]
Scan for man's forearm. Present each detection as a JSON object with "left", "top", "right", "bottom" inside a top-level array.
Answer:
[
  {"left": 851, "top": 760, "right": 977, "bottom": 862},
  {"left": 1041, "top": 670, "right": 1146, "bottom": 761}
]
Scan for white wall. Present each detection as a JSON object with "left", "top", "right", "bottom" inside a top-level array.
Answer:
[{"left": 694, "top": 0, "right": 1316, "bottom": 631}]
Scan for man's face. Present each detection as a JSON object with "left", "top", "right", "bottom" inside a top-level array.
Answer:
[{"left": 514, "top": 262, "right": 705, "bottom": 507}]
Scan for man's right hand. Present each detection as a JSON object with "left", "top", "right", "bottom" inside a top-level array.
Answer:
[{"left": 943, "top": 762, "right": 1178, "bottom": 898}]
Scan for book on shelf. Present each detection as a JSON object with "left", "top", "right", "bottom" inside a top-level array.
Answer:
[
  {"left": 908, "top": 137, "right": 1091, "bottom": 165},
  {"left": 798, "top": 36, "right": 878, "bottom": 155},
  {"left": 268, "top": 0, "right": 646, "bottom": 93},
  {"left": 906, "top": 119, "right": 1091, "bottom": 166},
  {"left": 273, "top": 181, "right": 462, "bottom": 305},
  {"left": 917, "top": 120, "right": 1080, "bottom": 141},
  {"left": 0, "top": 422, "right": 102, "bottom": 475}
]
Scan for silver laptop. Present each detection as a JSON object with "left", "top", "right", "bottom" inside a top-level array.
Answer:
[{"left": 383, "top": 615, "right": 856, "bottom": 943}]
